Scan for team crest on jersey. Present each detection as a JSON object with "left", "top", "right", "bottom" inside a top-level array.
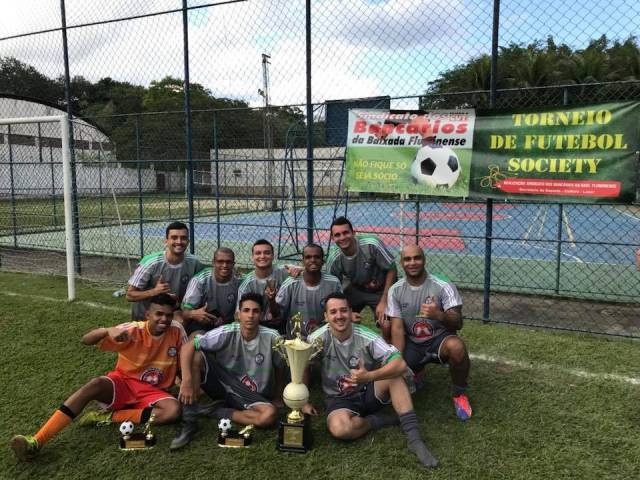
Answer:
[
  {"left": 337, "top": 375, "right": 356, "bottom": 395},
  {"left": 167, "top": 346, "right": 177, "bottom": 357},
  {"left": 241, "top": 375, "right": 258, "bottom": 392},
  {"left": 412, "top": 321, "right": 433, "bottom": 340},
  {"left": 363, "top": 261, "right": 372, "bottom": 270},
  {"left": 141, "top": 368, "right": 164, "bottom": 386},
  {"left": 227, "top": 293, "right": 236, "bottom": 304},
  {"left": 181, "top": 274, "right": 190, "bottom": 284},
  {"left": 255, "top": 353, "right": 265, "bottom": 365},
  {"left": 348, "top": 355, "right": 360, "bottom": 369}
]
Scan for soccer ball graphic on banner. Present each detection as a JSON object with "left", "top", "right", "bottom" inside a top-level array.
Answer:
[
  {"left": 410, "top": 145, "right": 460, "bottom": 188},
  {"left": 119, "top": 421, "right": 135, "bottom": 436}
]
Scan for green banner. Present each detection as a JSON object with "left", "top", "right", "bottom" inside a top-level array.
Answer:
[
  {"left": 470, "top": 101, "right": 640, "bottom": 202},
  {"left": 345, "top": 102, "right": 640, "bottom": 203}
]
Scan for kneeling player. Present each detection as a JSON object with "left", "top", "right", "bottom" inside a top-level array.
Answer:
[
  {"left": 10, "top": 294, "right": 185, "bottom": 461},
  {"left": 171, "top": 292, "right": 283, "bottom": 449},
  {"left": 304, "top": 292, "right": 438, "bottom": 469}
]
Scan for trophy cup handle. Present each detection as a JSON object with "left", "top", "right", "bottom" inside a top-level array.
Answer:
[{"left": 290, "top": 312, "right": 303, "bottom": 339}]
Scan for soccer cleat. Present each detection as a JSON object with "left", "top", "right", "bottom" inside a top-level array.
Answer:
[
  {"left": 452, "top": 394, "right": 472, "bottom": 421},
  {"left": 78, "top": 410, "right": 113, "bottom": 427},
  {"left": 10, "top": 435, "right": 39, "bottom": 461},
  {"left": 169, "top": 420, "right": 199, "bottom": 450}
]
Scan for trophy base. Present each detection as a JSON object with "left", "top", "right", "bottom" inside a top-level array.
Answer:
[
  {"left": 277, "top": 415, "right": 311, "bottom": 453},
  {"left": 119, "top": 434, "right": 156, "bottom": 451},
  {"left": 217, "top": 430, "right": 252, "bottom": 448}
]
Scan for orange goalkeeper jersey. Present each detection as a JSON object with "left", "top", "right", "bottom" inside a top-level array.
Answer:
[{"left": 98, "top": 321, "right": 187, "bottom": 390}]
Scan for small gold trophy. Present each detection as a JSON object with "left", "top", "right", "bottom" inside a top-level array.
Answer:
[
  {"left": 217, "top": 419, "right": 254, "bottom": 448},
  {"left": 273, "top": 313, "right": 323, "bottom": 453},
  {"left": 118, "top": 413, "right": 157, "bottom": 451}
]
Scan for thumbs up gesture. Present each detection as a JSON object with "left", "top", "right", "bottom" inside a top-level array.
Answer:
[{"left": 348, "top": 359, "right": 370, "bottom": 385}]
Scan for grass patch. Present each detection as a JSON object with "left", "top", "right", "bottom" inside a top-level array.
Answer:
[{"left": 0, "top": 272, "right": 639, "bottom": 480}]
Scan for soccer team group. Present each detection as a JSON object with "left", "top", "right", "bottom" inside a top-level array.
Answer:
[{"left": 10, "top": 217, "right": 472, "bottom": 469}]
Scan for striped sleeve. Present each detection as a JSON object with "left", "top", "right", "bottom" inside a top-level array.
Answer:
[
  {"left": 325, "top": 246, "right": 342, "bottom": 277},
  {"left": 236, "top": 272, "right": 255, "bottom": 310},
  {"left": 196, "top": 323, "right": 234, "bottom": 352},
  {"left": 360, "top": 236, "right": 395, "bottom": 270},
  {"left": 431, "top": 275, "right": 462, "bottom": 311},
  {"left": 385, "top": 280, "right": 403, "bottom": 317},
  {"left": 128, "top": 252, "right": 163, "bottom": 289},
  {"left": 181, "top": 270, "right": 209, "bottom": 310}
]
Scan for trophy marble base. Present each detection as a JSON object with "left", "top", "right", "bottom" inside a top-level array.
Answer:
[
  {"left": 119, "top": 433, "right": 156, "bottom": 451},
  {"left": 277, "top": 415, "right": 311, "bottom": 453},
  {"left": 217, "top": 430, "right": 253, "bottom": 448}
]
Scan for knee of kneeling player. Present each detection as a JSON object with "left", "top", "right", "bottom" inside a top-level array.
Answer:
[{"left": 444, "top": 339, "right": 468, "bottom": 364}]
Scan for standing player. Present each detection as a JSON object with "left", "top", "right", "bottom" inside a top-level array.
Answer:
[
  {"left": 305, "top": 292, "right": 438, "bottom": 469},
  {"left": 387, "top": 244, "right": 472, "bottom": 421},
  {"left": 237, "top": 239, "right": 290, "bottom": 331},
  {"left": 10, "top": 294, "right": 185, "bottom": 461},
  {"left": 181, "top": 247, "right": 240, "bottom": 336},
  {"left": 126, "top": 221, "right": 206, "bottom": 320},
  {"left": 275, "top": 243, "right": 342, "bottom": 338},
  {"left": 326, "top": 217, "right": 396, "bottom": 340},
  {"left": 170, "top": 293, "right": 282, "bottom": 449}
]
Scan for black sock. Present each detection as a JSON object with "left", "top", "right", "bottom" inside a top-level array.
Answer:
[{"left": 399, "top": 411, "right": 422, "bottom": 443}]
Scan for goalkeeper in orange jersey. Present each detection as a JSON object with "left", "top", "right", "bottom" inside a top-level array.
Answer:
[{"left": 10, "top": 293, "right": 186, "bottom": 461}]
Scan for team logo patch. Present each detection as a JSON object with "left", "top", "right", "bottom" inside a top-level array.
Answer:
[
  {"left": 363, "top": 261, "right": 372, "bottom": 270},
  {"left": 181, "top": 274, "right": 190, "bottom": 284},
  {"left": 241, "top": 375, "right": 258, "bottom": 392},
  {"left": 141, "top": 368, "right": 164, "bottom": 386},
  {"left": 337, "top": 375, "right": 356, "bottom": 395},
  {"left": 348, "top": 355, "right": 360, "bottom": 369},
  {"left": 412, "top": 321, "right": 433, "bottom": 340},
  {"left": 167, "top": 346, "right": 177, "bottom": 357},
  {"left": 255, "top": 353, "right": 265, "bottom": 365},
  {"left": 227, "top": 293, "right": 236, "bottom": 304}
]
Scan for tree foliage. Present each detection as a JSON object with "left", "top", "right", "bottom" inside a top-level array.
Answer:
[
  {"left": 0, "top": 59, "right": 304, "bottom": 166},
  {"left": 423, "top": 35, "right": 640, "bottom": 109}
]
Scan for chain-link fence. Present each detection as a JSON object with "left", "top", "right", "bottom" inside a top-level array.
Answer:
[{"left": 0, "top": 1, "right": 639, "bottom": 337}]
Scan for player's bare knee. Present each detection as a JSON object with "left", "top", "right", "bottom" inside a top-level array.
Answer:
[
  {"left": 444, "top": 338, "right": 467, "bottom": 364},
  {"left": 327, "top": 416, "right": 352, "bottom": 440},
  {"left": 81, "top": 376, "right": 112, "bottom": 398},
  {"left": 153, "top": 400, "right": 181, "bottom": 424}
]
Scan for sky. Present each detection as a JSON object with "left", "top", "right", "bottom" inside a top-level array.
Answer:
[{"left": 0, "top": 0, "right": 638, "bottom": 109}]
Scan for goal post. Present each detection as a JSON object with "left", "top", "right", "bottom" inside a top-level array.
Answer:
[{"left": 0, "top": 115, "right": 75, "bottom": 300}]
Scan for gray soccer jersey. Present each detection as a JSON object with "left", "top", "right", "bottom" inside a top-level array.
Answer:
[
  {"left": 195, "top": 323, "right": 281, "bottom": 396},
  {"left": 307, "top": 324, "right": 401, "bottom": 398},
  {"left": 275, "top": 274, "right": 342, "bottom": 338},
  {"left": 386, "top": 273, "right": 463, "bottom": 345},
  {"left": 128, "top": 251, "right": 206, "bottom": 320},
  {"left": 326, "top": 234, "right": 395, "bottom": 292},
  {"left": 237, "top": 266, "right": 289, "bottom": 322},
  {"left": 181, "top": 267, "right": 240, "bottom": 326}
]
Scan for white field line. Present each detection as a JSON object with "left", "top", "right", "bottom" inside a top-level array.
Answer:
[
  {"left": 2, "top": 291, "right": 129, "bottom": 314},
  {"left": 3, "top": 291, "right": 638, "bottom": 386},
  {"left": 470, "top": 353, "right": 640, "bottom": 386}
]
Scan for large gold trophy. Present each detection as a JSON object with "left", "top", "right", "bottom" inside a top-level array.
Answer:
[{"left": 273, "top": 313, "right": 323, "bottom": 453}]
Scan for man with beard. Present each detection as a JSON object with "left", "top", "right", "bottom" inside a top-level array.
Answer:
[{"left": 387, "top": 244, "right": 472, "bottom": 421}]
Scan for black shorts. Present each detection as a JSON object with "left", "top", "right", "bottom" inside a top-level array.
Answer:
[
  {"left": 343, "top": 284, "right": 383, "bottom": 313},
  {"left": 404, "top": 332, "right": 457, "bottom": 371},
  {"left": 200, "top": 353, "right": 271, "bottom": 410},
  {"left": 325, "top": 382, "right": 390, "bottom": 417}
]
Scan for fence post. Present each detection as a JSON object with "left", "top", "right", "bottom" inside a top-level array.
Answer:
[
  {"left": 483, "top": 0, "right": 501, "bottom": 322},
  {"left": 50, "top": 145, "right": 57, "bottom": 226},
  {"left": 60, "top": 0, "right": 81, "bottom": 274},
  {"left": 135, "top": 115, "right": 144, "bottom": 258},
  {"left": 305, "top": 0, "right": 314, "bottom": 244},
  {"left": 213, "top": 111, "right": 221, "bottom": 248},
  {"left": 97, "top": 149, "right": 104, "bottom": 226},
  {"left": 7, "top": 125, "right": 18, "bottom": 248},
  {"left": 414, "top": 198, "right": 420, "bottom": 244},
  {"left": 555, "top": 203, "right": 563, "bottom": 294},
  {"left": 182, "top": 0, "right": 195, "bottom": 253}
]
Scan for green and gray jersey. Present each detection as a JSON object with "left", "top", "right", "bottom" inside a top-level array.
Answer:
[
  {"left": 128, "top": 251, "right": 206, "bottom": 320},
  {"left": 386, "top": 273, "right": 462, "bottom": 345},
  {"left": 326, "top": 234, "right": 395, "bottom": 293},
  {"left": 275, "top": 274, "right": 342, "bottom": 338},
  {"left": 194, "top": 323, "right": 282, "bottom": 396},
  {"left": 237, "top": 266, "right": 289, "bottom": 322},
  {"left": 307, "top": 323, "right": 401, "bottom": 398},
  {"left": 181, "top": 267, "right": 240, "bottom": 326}
]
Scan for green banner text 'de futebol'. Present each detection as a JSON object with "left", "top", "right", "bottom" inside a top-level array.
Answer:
[{"left": 345, "top": 102, "right": 639, "bottom": 203}]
